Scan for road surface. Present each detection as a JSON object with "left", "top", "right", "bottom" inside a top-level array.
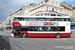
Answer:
[{"left": 0, "top": 31, "right": 75, "bottom": 50}]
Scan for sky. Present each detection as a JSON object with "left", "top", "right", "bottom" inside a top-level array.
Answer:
[{"left": 0, "top": 0, "right": 75, "bottom": 21}]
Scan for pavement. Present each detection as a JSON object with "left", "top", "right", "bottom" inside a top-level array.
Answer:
[
  {"left": 0, "top": 31, "right": 75, "bottom": 50},
  {"left": 0, "top": 35, "right": 11, "bottom": 50}
]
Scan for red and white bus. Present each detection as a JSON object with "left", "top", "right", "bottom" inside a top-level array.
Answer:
[{"left": 11, "top": 16, "right": 71, "bottom": 38}]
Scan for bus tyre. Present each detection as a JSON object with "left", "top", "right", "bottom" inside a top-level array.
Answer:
[
  {"left": 22, "top": 33, "right": 27, "bottom": 38},
  {"left": 56, "top": 34, "right": 60, "bottom": 38}
]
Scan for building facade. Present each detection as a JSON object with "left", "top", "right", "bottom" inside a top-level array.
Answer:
[
  {"left": 4, "top": 6, "right": 25, "bottom": 29},
  {"left": 71, "top": 4, "right": 75, "bottom": 29},
  {"left": 0, "top": 21, "right": 3, "bottom": 29},
  {"left": 2, "top": 0, "right": 75, "bottom": 30},
  {"left": 24, "top": 0, "right": 70, "bottom": 16}
]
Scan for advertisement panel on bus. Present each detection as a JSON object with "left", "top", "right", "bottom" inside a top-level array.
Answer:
[{"left": 26, "top": 21, "right": 58, "bottom": 26}]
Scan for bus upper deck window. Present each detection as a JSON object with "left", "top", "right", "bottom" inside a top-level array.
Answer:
[
  {"left": 61, "top": 18, "right": 66, "bottom": 21},
  {"left": 50, "top": 18, "right": 53, "bottom": 21},
  {"left": 55, "top": 18, "right": 62, "bottom": 21},
  {"left": 24, "top": 18, "right": 28, "bottom": 21},
  {"left": 66, "top": 18, "right": 70, "bottom": 21},
  {"left": 32, "top": 18, "right": 37, "bottom": 21},
  {"left": 54, "top": 19, "right": 58, "bottom": 21},
  {"left": 62, "top": 19, "right": 64, "bottom": 21},
  {"left": 64, "top": 19, "right": 66, "bottom": 21},
  {"left": 38, "top": 18, "right": 45, "bottom": 21},
  {"left": 29, "top": 18, "right": 32, "bottom": 21},
  {"left": 46, "top": 18, "right": 49, "bottom": 21}
]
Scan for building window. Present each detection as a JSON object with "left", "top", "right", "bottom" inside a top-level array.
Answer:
[
  {"left": 52, "top": 1, "right": 54, "bottom": 5},
  {"left": 33, "top": 11, "right": 34, "bottom": 14},
  {"left": 70, "top": 10, "right": 71, "bottom": 13},
  {"left": 56, "top": 9, "right": 58, "bottom": 13},
  {"left": 68, "top": 10, "right": 69, "bottom": 13},
  {"left": 67, "top": 10, "right": 69, "bottom": 13},
  {"left": 35, "top": 10, "right": 36, "bottom": 13},
  {"left": 41, "top": 7, "right": 43, "bottom": 11},
  {"left": 71, "top": 11, "right": 72, "bottom": 13},
  {"left": 61, "top": 10, "right": 62, "bottom": 14},
  {"left": 33, "top": 6, "right": 35, "bottom": 8},
  {"left": 30, "top": 12, "right": 31, "bottom": 15},
  {"left": 52, "top": 8, "right": 54, "bottom": 11},
  {"left": 31, "top": 11, "right": 32, "bottom": 14},
  {"left": 41, "top": 14, "right": 49, "bottom": 16},
  {"left": 47, "top": 7, "right": 49, "bottom": 11},
  {"left": 37, "top": 9, "right": 38, "bottom": 12},
  {"left": 70, "top": 10, "right": 72, "bottom": 13},
  {"left": 44, "top": 0, "right": 49, "bottom": 2},
  {"left": 34, "top": 10, "right": 35, "bottom": 13},
  {"left": 31, "top": 12, "right": 32, "bottom": 15},
  {"left": 38, "top": 9, "right": 39, "bottom": 11},
  {"left": 74, "top": 10, "right": 75, "bottom": 13},
  {"left": 36, "top": 10, "right": 37, "bottom": 12},
  {"left": 65, "top": 9, "right": 66, "bottom": 12},
  {"left": 56, "top": 3, "right": 58, "bottom": 6},
  {"left": 32, "top": 11, "right": 33, "bottom": 14}
]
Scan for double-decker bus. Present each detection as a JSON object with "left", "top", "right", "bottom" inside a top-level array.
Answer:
[{"left": 11, "top": 16, "right": 71, "bottom": 38}]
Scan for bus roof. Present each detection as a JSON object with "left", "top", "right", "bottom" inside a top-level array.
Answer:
[{"left": 14, "top": 16, "right": 70, "bottom": 18}]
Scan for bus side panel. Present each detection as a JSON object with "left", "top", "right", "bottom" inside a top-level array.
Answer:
[
  {"left": 60, "top": 33, "right": 71, "bottom": 37},
  {"left": 20, "top": 31, "right": 71, "bottom": 37},
  {"left": 26, "top": 32, "right": 56, "bottom": 37},
  {"left": 27, "top": 33, "right": 56, "bottom": 37}
]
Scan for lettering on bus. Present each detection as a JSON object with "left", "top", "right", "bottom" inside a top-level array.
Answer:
[
  {"left": 26, "top": 21, "right": 41, "bottom": 26},
  {"left": 26, "top": 21, "right": 58, "bottom": 26},
  {"left": 15, "top": 24, "right": 20, "bottom": 26}
]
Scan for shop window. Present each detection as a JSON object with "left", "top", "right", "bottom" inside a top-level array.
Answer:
[
  {"left": 51, "top": 14, "right": 56, "bottom": 16},
  {"left": 52, "top": 8, "right": 54, "bottom": 12},
  {"left": 45, "top": 14, "right": 49, "bottom": 16}
]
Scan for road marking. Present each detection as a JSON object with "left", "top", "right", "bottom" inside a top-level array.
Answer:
[
  {"left": 17, "top": 38, "right": 52, "bottom": 50},
  {"left": 25, "top": 38, "right": 75, "bottom": 40},
  {"left": 43, "top": 38, "right": 75, "bottom": 40}
]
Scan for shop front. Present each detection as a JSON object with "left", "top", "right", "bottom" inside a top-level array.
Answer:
[{"left": 71, "top": 23, "right": 75, "bottom": 30}]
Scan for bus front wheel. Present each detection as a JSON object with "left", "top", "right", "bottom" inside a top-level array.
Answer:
[
  {"left": 56, "top": 34, "right": 61, "bottom": 38},
  {"left": 22, "top": 33, "right": 27, "bottom": 38}
]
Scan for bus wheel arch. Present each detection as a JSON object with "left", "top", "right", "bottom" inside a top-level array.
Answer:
[
  {"left": 56, "top": 33, "right": 61, "bottom": 38},
  {"left": 22, "top": 33, "right": 27, "bottom": 38}
]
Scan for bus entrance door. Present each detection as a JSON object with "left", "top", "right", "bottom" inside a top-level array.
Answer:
[{"left": 14, "top": 26, "right": 21, "bottom": 37}]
